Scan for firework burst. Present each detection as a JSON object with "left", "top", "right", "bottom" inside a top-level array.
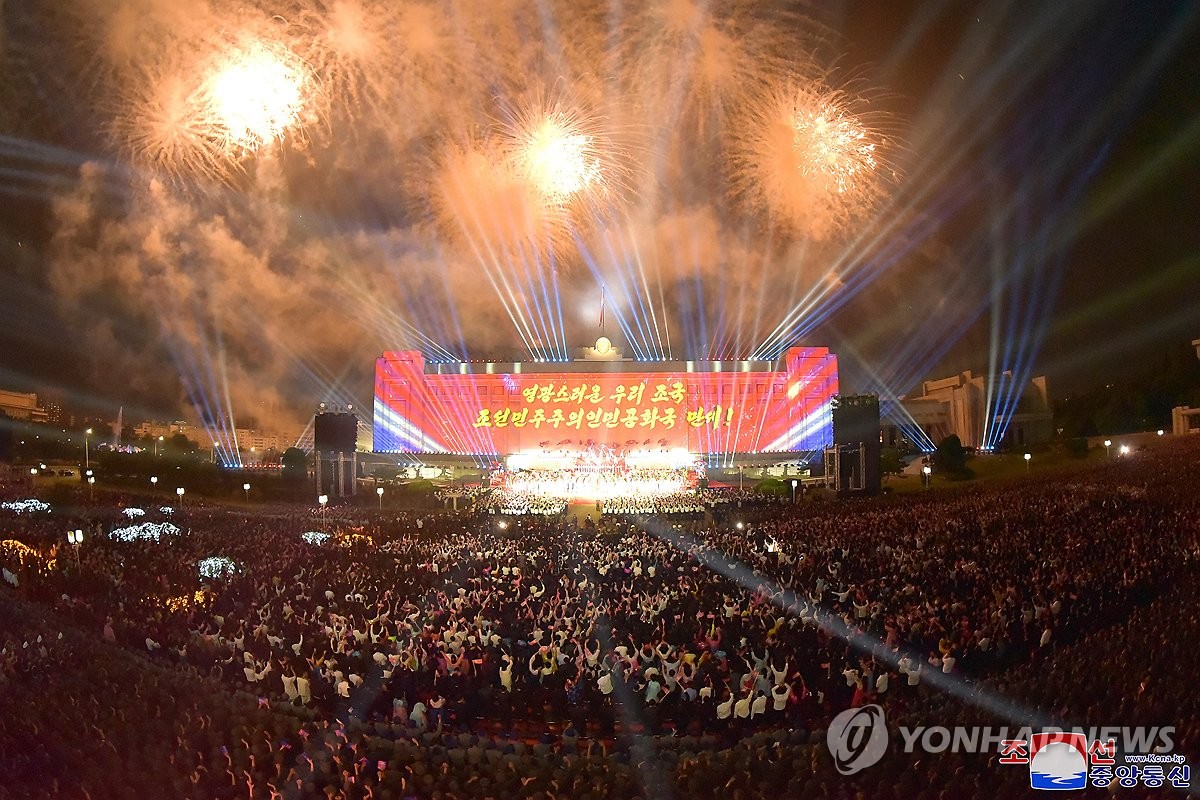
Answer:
[
  {"left": 111, "top": 31, "right": 316, "bottom": 183},
  {"left": 790, "top": 87, "right": 880, "bottom": 195},
  {"left": 509, "top": 109, "right": 603, "bottom": 206},
  {"left": 110, "top": 67, "right": 229, "bottom": 184},
  {"left": 618, "top": 0, "right": 810, "bottom": 140},
  {"left": 200, "top": 40, "right": 311, "bottom": 154},
  {"left": 294, "top": 0, "right": 394, "bottom": 108},
  {"left": 731, "top": 78, "right": 894, "bottom": 240},
  {"left": 433, "top": 137, "right": 569, "bottom": 258},
  {"left": 24, "top": 0, "right": 912, "bottom": 403},
  {"left": 502, "top": 93, "right": 638, "bottom": 225}
]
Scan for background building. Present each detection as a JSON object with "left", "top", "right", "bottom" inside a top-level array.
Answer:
[
  {"left": 884, "top": 370, "right": 1053, "bottom": 450},
  {"left": 131, "top": 419, "right": 308, "bottom": 463},
  {"left": 1170, "top": 338, "right": 1200, "bottom": 435},
  {"left": 0, "top": 389, "right": 48, "bottom": 423},
  {"left": 132, "top": 420, "right": 196, "bottom": 440}
]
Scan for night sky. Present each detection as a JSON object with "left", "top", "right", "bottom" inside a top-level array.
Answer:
[{"left": 0, "top": 0, "right": 1197, "bottom": 426}]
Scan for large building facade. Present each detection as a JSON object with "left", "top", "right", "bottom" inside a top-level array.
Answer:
[
  {"left": 884, "top": 370, "right": 1053, "bottom": 450},
  {"left": 373, "top": 346, "right": 839, "bottom": 460},
  {"left": 0, "top": 390, "right": 47, "bottom": 423}
]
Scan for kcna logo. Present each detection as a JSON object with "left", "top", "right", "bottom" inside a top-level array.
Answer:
[
  {"left": 1000, "top": 731, "right": 1189, "bottom": 792},
  {"left": 1020, "top": 732, "right": 1089, "bottom": 791}
]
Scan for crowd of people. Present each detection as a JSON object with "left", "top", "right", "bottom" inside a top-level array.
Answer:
[
  {"left": 494, "top": 464, "right": 698, "bottom": 504},
  {"left": 2, "top": 438, "right": 1198, "bottom": 799},
  {"left": 432, "top": 486, "right": 489, "bottom": 504},
  {"left": 475, "top": 490, "right": 567, "bottom": 516},
  {"left": 600, "top": 490, "right": 709, "bottom": 516}
]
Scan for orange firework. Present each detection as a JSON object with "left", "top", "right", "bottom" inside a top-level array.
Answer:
[
  {"left": 200, "top": 40, "right": 310, "bottom": 153},
  {"left": 731, "top": 78, "right": 895, "bottom": 240}
]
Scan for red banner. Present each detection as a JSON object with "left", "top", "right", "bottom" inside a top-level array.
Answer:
[{"left": 373, "top": 348, "right": 837, "bottom": 455}]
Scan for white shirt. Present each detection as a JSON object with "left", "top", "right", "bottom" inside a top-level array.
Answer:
[
  {"left": 716, "top": 697, "right": 733, "bottom": 719},
  {"left": 770, "top": 663, "right": 788, "bottom": 686},
  {"left": 244, "top": 663, "right": 270, "bottom": 682}
]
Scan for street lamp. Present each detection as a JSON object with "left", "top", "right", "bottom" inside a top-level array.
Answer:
[
  {"left": 790, "top": 479, "right": 798, "bottom": 503},
  {"left": 243, "top": 483, "right": 251, "bottom": 502},
  {"left": 87, "top": 475, "right": 95, "bottom": 500},
  {"left": 1119, "top": 445, "right": 1130, "bottom": 456},
  {"left": 376, "top": 486, "right": 384, "bottom": 510},
  {"left": 1023, "top": 453, "right": 1031, "bottom": 473},
  {"left": 85, "top": 427, "right": 93, "bottom": 471},
  {"left": 67, "top": 528, "right": 83, "bottom": 566},
  {"left": 1157, "top": 430, "right": 1164, "bottom": 436},
  {"left": 176, "top": 486, "right": 185, "bottom": 509},
  {"left": 922, "top": 465, "right": 932, "bottom": 489},
  {"left": 150, "top": 476, "right": 158, "bottom": 491},
  {"left": 30, "top": 467, "right": 37, "bottom": 476},
  {"left": 154, "top": 435, "right": 164, "bottom": 457},
  {"left": 1104, "top": 439, "right": 1111, "bottom": 458}
]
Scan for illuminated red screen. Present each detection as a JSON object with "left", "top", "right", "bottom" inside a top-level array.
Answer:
[{"left": 373, "top": 348, "right": 837, "bottom": 455}]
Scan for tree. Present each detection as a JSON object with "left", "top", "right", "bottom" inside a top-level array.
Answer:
[
  {"left": 281, "top": 447, "right": 309, "bottom": 483},
  {"left": 932, "top": 434, "right": 971, "bottom": 478},
  {"left": 1054, "top": 339, "right": 1200, "bottom": 436},
  {"left": 0, "top": 412, "right": 13, "bottom": 462},
  {"left": 374, "top": 466, "right": 402, "bottom": 482},
  {"left": 879, "top": 447, "right": 903, "bottom": 476},
  {"left": 167, "top": 433, "right": 195, "bottom": 454},
  {"left": 753, "top": 478, "right": 789, "bottom": 498}
]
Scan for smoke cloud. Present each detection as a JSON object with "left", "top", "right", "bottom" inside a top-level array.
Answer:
[{"left": 14, "top": 0, "right": 925, "bottom": 434}]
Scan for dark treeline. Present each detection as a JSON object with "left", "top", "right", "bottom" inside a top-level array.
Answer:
[{"left": 1055, "top": 339, "right": 1200, "bottom": 437}]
